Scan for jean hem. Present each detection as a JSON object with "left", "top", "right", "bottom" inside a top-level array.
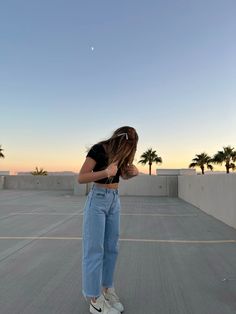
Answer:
[
  {"left": 82, "top": 290, "right": 101, "bottom": 299},
  {"left": 102, "top": 284, "right": 114, "bottom": 288}
]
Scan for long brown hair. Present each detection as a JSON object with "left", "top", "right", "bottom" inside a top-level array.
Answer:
[{"left": 98, "top": 126, "right": 138, "bottom": 171}]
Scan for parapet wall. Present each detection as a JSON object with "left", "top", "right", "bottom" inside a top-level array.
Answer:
[
  {"left": 178, "top": 174, "right": 236, "bottom": 229},
  {"left": 3, "top": 175, "right": 75, "bottom": 191},
  {"left": 0, "top": 176, "right": 4, "bottom": 189},
  {"left": 75, "top": 175, "right": 178, "bottom": 197},
  {"left": 1, "top": 175, "right": 178, "bottom": 197},
  {"left": 118, "top": 175, "right": 178, "bottom": 196}
]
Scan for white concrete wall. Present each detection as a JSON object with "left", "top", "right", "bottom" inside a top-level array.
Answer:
[
  {"left": 74, "top": 176, "right": 177, "bottom": 197},
  {"left": 0, "top": 171, "right": 10, "bottom": 175},
  {"left": 157, "top": 169, "right": 196, "bottom": 176},
  {"left": 2, "top": 175, "right": 178, "bottom": 197},
  {"left": 76, "top": 176, "right": 177, "bottom": 196},
  {"left": 4, "top": 175, "right": 75, "bottom": 190},
  {"left": 118, "top": 175, "right": 178, "bottom": 196},
  {"left": 0, "top": 176, "right": 5, "bottom": 189},
  {"left": 178, "top": 174, "right": 236, "bottom": 229}
]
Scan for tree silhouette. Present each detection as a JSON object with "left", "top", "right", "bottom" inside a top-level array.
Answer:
[
  {"left": 189, "top": 153, "right": 213, "bottom": 174},
  {"left": 212, "top": 146, "right": 236, "bottom": 173},
  {"left": 138, "top": 148, "right": 162, "bottom": 175},
  {"left": 31, "top": 167, "right": 48, "bottom": 176},
  {"left": 0, "top": 145, "right": 5, "bottom": 159}
]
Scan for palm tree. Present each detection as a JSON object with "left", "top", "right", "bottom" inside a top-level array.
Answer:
[
  {"left": 31, "top": 167, "right": 48, "bottom": 176},
  {"left": 138, "top": 148, "right": 162, "bottom": 175},
  {"left": 0, "top": 145, "right": 5, "bottom": 159},
  {"left": 189, "top": 153, "right": 213, "bottom": 174},
  {"left": 212, "top": 146, "right": 236, "bottom": 173}
]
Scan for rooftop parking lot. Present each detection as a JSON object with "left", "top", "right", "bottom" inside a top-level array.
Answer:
[{"left": 0, "top": 190, "right": 236, "bottom": 314}]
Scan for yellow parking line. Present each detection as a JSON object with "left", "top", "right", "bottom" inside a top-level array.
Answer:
[{"left": 0, "top": 236, "right": 235, "bottom": 244}]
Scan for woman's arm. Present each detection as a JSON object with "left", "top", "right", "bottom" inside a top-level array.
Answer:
[
  {"left": 78, "top": 157, "right": 118, "bottom": 184},
  {"left": 121, "top": 164, "right": 139, "bottom": 180}
]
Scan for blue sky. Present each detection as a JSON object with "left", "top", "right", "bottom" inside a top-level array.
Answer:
[{"left": 1, "top": 0, "right": 235, "bottom": 173}]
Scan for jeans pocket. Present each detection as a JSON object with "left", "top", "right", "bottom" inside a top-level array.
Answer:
[
  {"left": 89, "top": 191, "right": 106, "bottom": 211},
  {"left": 94, "top": 192, "right": 106, "bottom": 199}
]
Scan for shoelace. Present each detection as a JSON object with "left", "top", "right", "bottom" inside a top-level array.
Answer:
[
  {"left": 104, "top": 298, "right": 113, "bottom": 308},
  {"left": 101, "top": 296, "right": 113, "bottom": 309},
  {"left": 105, "top": 290, "right": 119, "bottom": 302}
]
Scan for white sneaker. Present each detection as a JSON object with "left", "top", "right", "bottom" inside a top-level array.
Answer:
[
  {"left": 90, "top": 294, "right": 121, "bottom": 314},
  {"left": 103, "top": 288, "right": 124, "bottom": 313}
]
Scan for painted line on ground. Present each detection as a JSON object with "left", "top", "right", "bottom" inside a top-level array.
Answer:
[
  {"left": 121, "top": 213, "right": 197, "bottom": 217},
  {"left": 0, "top": 236, "right": 235, "bottom": 244},
  {"left": 9, "top": 212, "right": 197, "bottom": 217},
  {"left": 10, "top": 212, "right": 82, "bottom": 216}
]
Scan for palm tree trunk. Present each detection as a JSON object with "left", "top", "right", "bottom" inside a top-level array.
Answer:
[
  {"left": 201, "top": 166, "right": 204, "bottom": 175},
  {"left": 149, "top": 163, "right": 152, "bottom": 175},
  {"left": 225, "top": 162, "right": 230, "bottom": 173}
]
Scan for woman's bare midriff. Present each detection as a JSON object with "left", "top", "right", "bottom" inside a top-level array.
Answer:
[{"left": 94, "top": 182, "right": 119, "bottom": 189}]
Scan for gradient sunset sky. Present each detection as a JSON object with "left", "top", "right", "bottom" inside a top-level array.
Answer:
[{"left": 1, "top": 0, "right": 235, "bottom": 174}]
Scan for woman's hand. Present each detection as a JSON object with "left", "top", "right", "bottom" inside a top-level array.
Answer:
[
  {"left": 121, "top": 164, "right": 139, "bottom": 179},
  {"left": 106, "top": 162, "right": 118, "bottom": 177},
  {"left": 126, "top": 165, "right": 139, "bottom": 176},
  {"left": 78, "top": 158, "right": 118, "bottom": 184}
]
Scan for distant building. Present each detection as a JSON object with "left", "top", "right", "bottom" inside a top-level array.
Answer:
[
  {"left": 156, "top": 169, "right": 196, "bottom": 176},
  {"left": 0, "top": 171, "right": 10, "bottom": 175}
]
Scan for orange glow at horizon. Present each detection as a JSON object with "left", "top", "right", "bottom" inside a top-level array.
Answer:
[
  {"left": 0, "top": 147, "right": 229, "bottom": 174},
  {"left": 2, "top": 161, "right": 227, "bottom": 175}
]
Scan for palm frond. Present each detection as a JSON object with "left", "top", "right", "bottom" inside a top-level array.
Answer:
[{"left": 0, "top": 145, "right": 5, "bottom": 159}]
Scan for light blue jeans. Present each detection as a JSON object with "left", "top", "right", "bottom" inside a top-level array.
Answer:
[{"left": 82, "top": 185, "right": 120, "bottom": 298}]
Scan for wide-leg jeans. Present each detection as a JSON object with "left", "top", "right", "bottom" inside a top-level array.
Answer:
[{"left": 82, "top": 185, "right": 120, "bottom": 298}]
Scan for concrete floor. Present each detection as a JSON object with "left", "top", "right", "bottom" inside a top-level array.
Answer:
[{"left": 0, "top": 190, "right": 236, "bottom": 314}]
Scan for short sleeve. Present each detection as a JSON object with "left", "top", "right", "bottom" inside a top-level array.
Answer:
[{"left": 86, "top": 144, "right": 101, "bottom": 162}]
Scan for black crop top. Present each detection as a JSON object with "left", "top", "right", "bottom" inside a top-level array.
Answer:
[{"left": 86, "top": 144, "right": 121, "bottom": 183}]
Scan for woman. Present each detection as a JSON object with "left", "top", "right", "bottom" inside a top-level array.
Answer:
[{"left": 78, "top": 126, "right": 139, "bottom": 314}]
